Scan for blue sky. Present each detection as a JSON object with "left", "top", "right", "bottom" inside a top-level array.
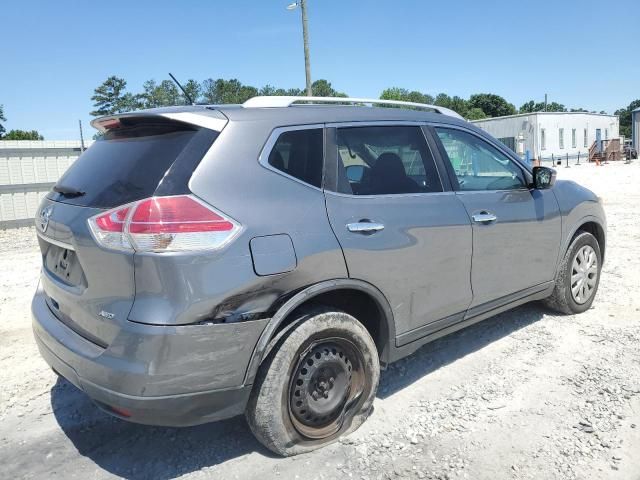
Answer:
[{"left": 2, "top": 0, "right": 639, "bottom": 140}]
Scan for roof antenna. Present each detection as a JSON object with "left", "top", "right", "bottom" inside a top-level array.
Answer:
[{"left": 169, "top": 72, "right": 194, "bottom": 105}]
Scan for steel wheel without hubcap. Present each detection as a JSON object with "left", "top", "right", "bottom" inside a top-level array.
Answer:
[
  {"left": 288, "top": 338, "right": 365, "bottom": 439},
  {"left": 571, "top": 245, "right": 598, "bottom": 304}
]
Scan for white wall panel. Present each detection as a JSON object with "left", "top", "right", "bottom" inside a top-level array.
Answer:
[{"left": 0, "top": 140, "right": 93, "bottom": 227}]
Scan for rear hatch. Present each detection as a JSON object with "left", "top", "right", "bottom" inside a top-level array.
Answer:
[{"left": 36, "top": 113, "right": 222, "bottom": 346}]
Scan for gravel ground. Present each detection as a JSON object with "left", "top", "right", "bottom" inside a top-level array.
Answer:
[{"left": 1, "top": 162, "right": 639, "bottom": 480}]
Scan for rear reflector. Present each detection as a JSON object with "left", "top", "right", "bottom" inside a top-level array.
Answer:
[{"left": 88, "top": 195, "right": 240, "bottom": 253}]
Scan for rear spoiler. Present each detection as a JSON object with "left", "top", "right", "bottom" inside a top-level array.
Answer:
[{"left": 91, "top": 110, "right": 228, "bottom": 133}]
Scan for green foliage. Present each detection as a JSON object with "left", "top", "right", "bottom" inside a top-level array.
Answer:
[
  {"left": 90, "top": 76, "right": 139, "bottom": 116},
  {"left": 547, "top": 102, "right": 567, "bottom": 112},
  {"left": 468, "top": 93, "right": 516, "bottom": 118},
  {"left": 182, "top": 79, "right": 201, "bottom": 104},
  {"left": 3, "top": 129, "right": 44, "bottom": 140},
  {"left": 0, "top": 104, "right": 5, "bottom": 137},
  {"left": 201, "top": 78, "right": 259, "bottom": 104},
  {"left": 311, "top": 79, "right": 346, "bottom": 97},
  {"left": 466, "top": 108, "right": 487, "bottom": 120},
  {"left": 88, "top": 76, "right": 636, "bottom": 139},
  {"left": 380, "top": 88, "right": 435, "bottom": 106},
  {"left": 435, "top": 94, "right": 470, "bottom": 117},
  {"left": 615, "top": 99, "right": 640, "bottom": 138},
  {"left": 0, "top": 105, "right": 44, "bottom": 139},
  {"left": 520, "top": 100, "right": 568, "bottom": 113},
  {"left": 141, "top": 80, "right": 183, "bottom": 108}
]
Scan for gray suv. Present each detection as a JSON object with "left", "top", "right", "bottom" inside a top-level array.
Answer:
[{"left": 32, "top": 96, "right": 606, "bottom": 455}]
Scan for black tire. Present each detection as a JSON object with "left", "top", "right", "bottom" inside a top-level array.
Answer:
[
  {"left": 246, "top": 306, "right": 380, "bottom": 456},
  {"left": 544, "top": 231, "right": 602, "bottom": 314}
]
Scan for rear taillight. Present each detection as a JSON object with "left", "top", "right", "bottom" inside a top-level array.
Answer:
[{"left": 88, "top": 195, "right": 241, "bottom": 253}]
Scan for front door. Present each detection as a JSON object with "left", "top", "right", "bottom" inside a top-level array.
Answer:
[
  {"left": 432, "top": 126, "right": 561, "bottom": 310},
  {"left": 324, "top": 124, "right": 473, "bottom": 342}
]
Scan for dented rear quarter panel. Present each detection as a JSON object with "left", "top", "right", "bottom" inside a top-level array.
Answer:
[{"left": 129, "top": 119, "right": 348, "bottom": 326}]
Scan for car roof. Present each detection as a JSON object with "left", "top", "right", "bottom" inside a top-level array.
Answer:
[
  {"left": 211, "top": 104, "right": 468, "bottom": 126},
  {"left": 97, "top": 103, "right": 467, "bottom": 126}
]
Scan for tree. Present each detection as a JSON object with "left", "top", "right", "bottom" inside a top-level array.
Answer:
[
  {"left": 141, "top": 79, "right": 183, "bottom": 108},
  {"left": 310, "top": 79, "right": 347, "bottom": 97},
  {"left": 3, "top": 129, "right": 44, "bottom": 140},
  {"left": 466, "top": 108, "right": 487, "bottom": 120},
  {"left": 519, "top": 100, "right": 537, "bottom": 113},
  {"left": 201, "top": 78, "right": 259, "bottom": 104},
  {"left": 520, "top": 100, "right": 567, "bottom": 113},
  {"left": 615, "top": 99, "right": 640, "bottom": 138},
  {"left": 258, "top": 84, "right": 277, "bottom": 96},
  {"left": 182, "top": 79, "right": 201, "bottom": 104},
  {"left": 257, "top": 84, "right": 304, "bottom": 96},
  {"left": 434, "top": 94, "right": 470, "bottom": 117},
  {"left": 0, "top": 104, "right": 5, "bottom": 137},
  {"left": 90, "top": 76, "right": 139, "bottom": 116},
  {"left": 468, "top": 93, "right": 516, "bottom": 118},
  {"left": 380, "top": 88, "right": 434, "bottom": 105},
  {"left": 547, "top": 102, "right": 567, "bottom": 112}
]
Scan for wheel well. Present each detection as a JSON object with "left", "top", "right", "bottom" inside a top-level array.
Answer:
[
  {"left": 577, "top": 221, "right": 605, "bottom": 261},
  {"left": 273, "top": 288, "right": 390, "bottom": 362}
]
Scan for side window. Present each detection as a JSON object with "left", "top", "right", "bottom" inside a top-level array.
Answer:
[
  {"left": 435, "top": 128, "right": 525, "bottom": 191},
  {"left": 267, "top": 128, "right": 323, "bottom": 188},
  {"left": 335, "top": 126, "right": 442, "bottom": 195}
]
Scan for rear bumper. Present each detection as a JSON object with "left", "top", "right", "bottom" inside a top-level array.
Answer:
[{"left": 32, "top": 285, "right": 266, "bottom": 426}]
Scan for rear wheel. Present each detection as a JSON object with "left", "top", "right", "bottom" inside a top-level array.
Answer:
[
  {"left": 246, "top": 307, "right": 379, "bottom": 456},
  {"left": 544, "top": 231, "right": 602, "bottom": 314}
]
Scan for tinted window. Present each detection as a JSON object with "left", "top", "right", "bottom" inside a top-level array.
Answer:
[
  {"left": 435, "top": 128, "right": 525, "bottom": 191},
  {"left": 335, "top": 126, "right": 442, "bottom": 195},
  {"left": 268, "top": 128, "right": 323, "bottom": 188},
  {"left": 50, "top": 120, "right": 214, "bottom": 208}
]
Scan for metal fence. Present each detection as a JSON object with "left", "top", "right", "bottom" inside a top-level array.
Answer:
[
  {"left": 0, "top": 140, "right": 91, "bottom": 229},
  {"left": 538, "top": 151, "right": 589, "bottom": 167}
]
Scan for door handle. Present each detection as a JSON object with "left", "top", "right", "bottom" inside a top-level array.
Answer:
[
  {"left": 347, "top": 222, "right": 385, "bottom": 233},
  {"left": 471, "top": 212, "right": 497, "bottom": 223}
]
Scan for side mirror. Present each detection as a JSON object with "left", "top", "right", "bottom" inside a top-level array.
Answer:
[
  {"left": 345, "top": 164, "right": 365, "bottom": 182},
  {"left": 532, "top": 166, "right": 556, "bottom": 189}
]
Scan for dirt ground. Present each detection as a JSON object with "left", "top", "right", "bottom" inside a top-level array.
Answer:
[{"left": 1, "top": 161, "right": 639, "bottom": 480}]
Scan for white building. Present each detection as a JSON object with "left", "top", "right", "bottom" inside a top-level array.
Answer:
[{"left": 472, "top": 112, "right": 619, "bottom": 161}]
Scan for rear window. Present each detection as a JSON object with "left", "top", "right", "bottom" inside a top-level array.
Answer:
[
  {"left": 267, "top": 128, "right": 324, "bottom": 188},
  {"left": 49, "top": 119, "right": 216, "bottom": 208}
]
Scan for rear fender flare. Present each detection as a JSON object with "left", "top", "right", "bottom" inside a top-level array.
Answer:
[{"left": 243, "top": 278, "right": 395, "bottom": 385}]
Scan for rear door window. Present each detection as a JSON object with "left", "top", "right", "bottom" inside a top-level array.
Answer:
[
  {"left": 335, "top": 125, "right": 442, "bottom": 195},
  {"left": 49, "top": 119, "right": 216, "bottom": 208},
  {"left": 267, "top": 128, "right": 324, "bottom": 188}
]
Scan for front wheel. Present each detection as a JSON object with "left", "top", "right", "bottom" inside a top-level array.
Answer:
[
  {"left": 544, "top": 231, "right": 602, "bottom": 314},
  {"left": 246, "top": 307, "right": 380, "bottom": 456}
]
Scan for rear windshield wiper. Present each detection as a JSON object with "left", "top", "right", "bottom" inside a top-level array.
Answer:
[{"left": 53, "top": 185, "right": 86, "bottom": 198}]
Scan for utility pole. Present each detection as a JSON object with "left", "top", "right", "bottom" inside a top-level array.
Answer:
[
  {"left": 288, "top": 1, "right": 313, "bottom": 96},
  {"left": 544, "top": 93, "right": 548, "bottom": 112},
  {"left": 78, "top": 120, "right": 85, "bottom": 151},
  {"left": 301, "top": 0, "right": 312, "bottom": 96}
]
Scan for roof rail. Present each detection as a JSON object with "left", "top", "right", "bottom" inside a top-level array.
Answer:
[{"left": 242, "top": 96, "right": 464, "bottom": 120}]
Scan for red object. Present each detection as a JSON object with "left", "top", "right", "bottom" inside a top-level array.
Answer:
[
  {"left": 89, "top": 195, "right": 238, "bottom": 252},
  {"left": 94, "top": 207, "right": 130, "bottom": 232},
  {"left": 129, "top": 196, "right": 234, "bottom": 234},
  {"left": 108, "top": 405, "right": 132, "bottom": 418}
]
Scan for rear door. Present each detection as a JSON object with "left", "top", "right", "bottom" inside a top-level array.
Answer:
[
  {"left": 432, "top": 126, "right": 561, "bottom": 310},
  {"left": 323, "top": 124, "right": 473, "bottom": 344},
  {"left": 35, "top": 116, "right": 219, "bottom": 346}
]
